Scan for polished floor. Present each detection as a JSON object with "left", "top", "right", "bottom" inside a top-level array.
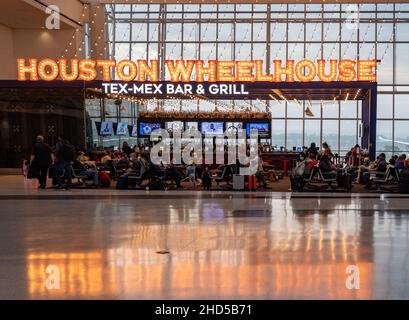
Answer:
[{"left": 0, "top": 176, "right": 409, "bottom": 299}]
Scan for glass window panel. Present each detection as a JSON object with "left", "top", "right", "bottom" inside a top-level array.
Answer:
[
  {"left": 396, "top": 23, "right": 409, "bottom": 41},
  {"left": 287, "top": 101, "right": 303, "bottom": 118},
  {"left": 253, "top": 23, "right": 266, "bottom": 42},
  {"left": 148, "top": 23, "right": 159, "bottom": 42},
  {"left": 218, "top": 43, "right": 233, "bottom": 60},
  {"left": 132, "top": 23, "right": 147, "bottom": 41},
  {"left": 200, "top": 43, "right": 216, "bottom": 60},
  {"left": 323, "top": 43, "right": 340, "bottom": 60},
  {"left": 236, "top": 24, "right": 252, "bottom": 42},
  {"left": 304, "top": 120, "right": 321, "bottom": 148},
  {"left": 377, "top": 43, "right": 393, "bottom": 85},
  {"left": 377, "top": 94, "right": 393, "bottom": 119},
  {"left": 288, "top": 23, "right": 304, "bottom": 41},
  {"left": 287, "top": 120, "right": 303, "bottom": 149},
  {"left": 377, "top": 23, "right": 394, "bottom": 42},
  {"left": 377, "top": 120, "right": 393, "bottom": 152},
  {"left": 270, "top": 100, "right": 285, "bottom": 118},
  {"left": 322, "top": 100, "right": 339, "bottom": 118},
  {"left": 114, "top": 43, "right": 130, "bottom": 62},
  {"left": 359, "top": 23, "right": 376, "bottom": 42},
  {"left": 183, "top": 43, "right": 199, "bottom": 60},
  {"left": 148, "top": 43, "right": 159, "bottom": 60},
  {"left": 341, "top": 20, "right": 358, "bottom": 41},
  {"left": 183, "top": 23, "right": 198, "bottom": 42},
  {"left": 340, "top": 120, "right": 357, "bottom": 152},
  {"left": 394, "top": 121, "right": 409, "bottom": 153},
  {"left": 395, "top": 94, "right": 409, "bottom": 119},
  {"left": 306, "top": 23, "right": 322, "bottom": 42},
  {"left": 271, "top": 23, "right": 287, "bottom": 42},
  {"left": 166, "top": 23, "right": 182, "bottom": 41},
  {"left": 218, "top": 23, "right": 234, "bottom": 41},
  {"left": 396, "top": 44, "right": 409, "bottom": 84},
  {"left": 235, "top": 43, "right": 251, "bottom": 60},
  {"left": 340, "top": 101, "right": 357, "bottom": 118},
  {"left": 201, "top": 23, "right": 216, "bottom": 41},
  {"left": 131, "top": 43, "right": 147, "bottom": 60},
  {"left": 115, "top": 23, "right": 130, "bottom": 41},
  {"left": 322, "top": 120, "right": 339, "bottom": 153},
  {"left": 323, "top": 23, "right": 340, "bottom": 42}
]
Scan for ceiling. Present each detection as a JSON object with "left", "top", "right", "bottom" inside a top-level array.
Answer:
[{"left": 0, "top": 0, "right": 73, "bottom": 29}]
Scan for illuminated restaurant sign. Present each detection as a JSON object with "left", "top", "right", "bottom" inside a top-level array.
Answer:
[{"left": 17, "top": 58, "right": 377, "bottom": 83}]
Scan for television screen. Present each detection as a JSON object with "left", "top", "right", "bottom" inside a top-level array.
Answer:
[
  {"left": 246, "top": 123, "right": 270, "bottom": 137},
  {"left": 116, "top": 122, "right": 129, "bottom": 136},
  {"left": 166, "top": 121, "right": 184, "bottom": 132},
  {"left": 131, "top": 124, "right": 138, "bottom": 137},
  {"left": 200, "top": 122, "right": 224, "bottom": 135},
  {"left": 139, "top": 122, "right": 161, "bottom": 135},
  {"left": 100, "top": 121, "right": 113, "bottom": 136},
  {"left": 226, "top": 122, "right": 243, "bottom": 134},
  {"left": 186, "top": 122, "right": 198, "bottom": 131}
]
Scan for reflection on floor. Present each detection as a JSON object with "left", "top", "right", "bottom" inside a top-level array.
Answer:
[{"left": 0, "top": 175, "right": 408, "bottom": 299}]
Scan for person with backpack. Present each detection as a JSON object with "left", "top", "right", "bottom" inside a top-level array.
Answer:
[{"left": 54, "top": 134, "right": 74, "bottom": 190}]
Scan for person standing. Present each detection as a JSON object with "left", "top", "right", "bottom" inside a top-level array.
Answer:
[
  {"left": 30, "top": 135, "right": 52, "bottom": 189},
  {"left": 54, "top": 135, "right": 74, "bottom": 190}
]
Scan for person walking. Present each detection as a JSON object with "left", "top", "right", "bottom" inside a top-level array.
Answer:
[
  {"left": 30, "top": 135, "right": 52, "bottom": 189},
  {"left": 54, "top": 135, "right": 74, "bottom": 190}
]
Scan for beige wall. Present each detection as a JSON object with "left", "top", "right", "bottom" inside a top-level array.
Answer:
[
  {"left": 0, "top": 27, "right": 82, "bottom": 80},
  {"left": 0, "top": 24, "right": 16, "bottom": 79}
]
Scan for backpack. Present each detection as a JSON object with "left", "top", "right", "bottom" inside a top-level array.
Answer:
[
  {"left": 399, "top": 170, "right": 409, "bottom": 194},
  {"left": 98, "top": 171, "right": 111, "bottom": 188},
  {"left": 62, "top": 141, "right": 75, "bottom": 161},
  {"left": 116, "top": 175, "right": 129, "bottom": 189}
]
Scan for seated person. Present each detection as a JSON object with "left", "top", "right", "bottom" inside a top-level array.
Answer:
[
  {"left": 395, "top": 155, "right": 406, "bottom": 170},
  {"left": 186, "top": 163, "right": 196, "bottom": 188},
  {"left": 319, "top": 154, "right": 337, "bottom": 175},
  {"left": 363, "top": 153, "right": 387, "bottom": 188},
  {"left": 307, "top": 142, "right": 318, "bottom": 160},
  {"left": 72, "top": 152, "right": 98, "bottom": 186},
  {"left": 100, "top": 151, "right": 112, "bottom": 164}
]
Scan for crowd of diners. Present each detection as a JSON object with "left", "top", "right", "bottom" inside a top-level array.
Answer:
[
  {"left": 27, "top": 134, "right": 408, "bottom": 191},
  {"left": 292, "top": 142, "right": 408, "bottom": 190}
]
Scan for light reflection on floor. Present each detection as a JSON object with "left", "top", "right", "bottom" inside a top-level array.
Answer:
[{"left": 0, "top": 177, "right": 408, "bottom": 299}]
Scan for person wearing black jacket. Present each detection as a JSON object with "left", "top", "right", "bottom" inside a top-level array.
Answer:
[
  {"left": 54, "top": 135, "right": 74, "bottom": 190},
  {"left": 30, "top": 135, "right": 52, "bottom": 189}
]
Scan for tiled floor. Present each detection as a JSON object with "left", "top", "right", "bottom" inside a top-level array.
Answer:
[{"left": 0, "top": 175, "right": 409, "bottom": 299}]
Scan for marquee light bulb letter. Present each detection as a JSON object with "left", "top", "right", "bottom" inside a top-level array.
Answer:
[
  {"left": 317, "top": 59, "right": 338, "bottom": 82},
  {"left": 38, "top": 59, "right": 59, "bottom": 81},
  {"left": 78, "top": 59, "right": 97, "bottom": 81},
  {"left": 295, "top": 59, "right": 316, "bottom": 82},
  {"left": 96, "top": 60, "right": 116, "bottom": 81},
  {"left": 273, "top": 60, "right": 294, "bottom": 82},
  {"left": 196, "top": 60, "right": 217, "bottom": 82},
  {"left": 137, "top": 60, "right": 159, "bottom": 82},
  {"left": 17, "top": 58, "right": 38, "bottom": 81},
  {"left": 357, "top": 59, "right": 377, "bottom": 82},
  {"left": 165, "top": 60, "right": 195, "bottom": 82},
  {"left": 338, "top": 59, "right": 357, "bottom": 82},
  {"left": 116, "top": 60, "right": 137, "bottom": 82},
  {"left": 59, "top": 58, "right": 79, "bottom": 81}
]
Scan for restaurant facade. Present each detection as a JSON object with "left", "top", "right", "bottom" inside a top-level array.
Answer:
[{"left": 0, "top": 1, "right": 409, "bottom": 167}]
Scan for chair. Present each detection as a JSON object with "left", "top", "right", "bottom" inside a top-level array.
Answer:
[
  {"left": 318, "top": 169, "right": 337, "bottom": 186},
  {"left": 127, "top": 170, "right": 144, "bottom": 188},
  {"left": 71, "top": 167, "right": 93, "bottom": 188},
  {"left": 212, "top": 165, "right": 233, "bottom": 188},
  {"left": 372, "top": 166, "right": 400, "bottom": 191}
]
